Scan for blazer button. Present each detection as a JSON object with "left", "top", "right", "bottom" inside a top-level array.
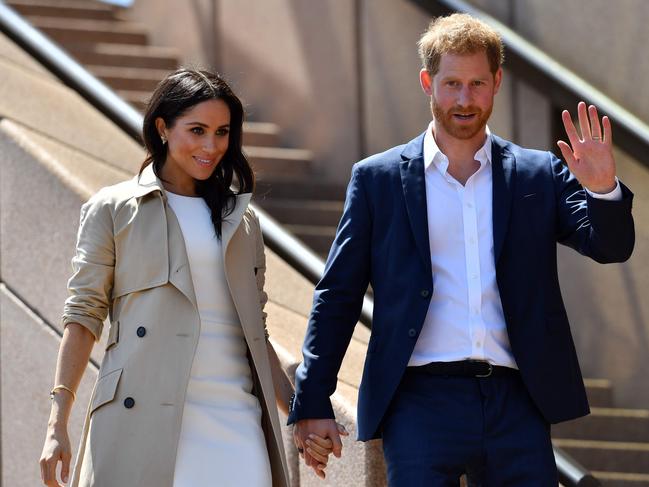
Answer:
[
  {"left": 136, "top": 326, "right": 146, "bottom": 337},
  {"left": 124, "top": 397, "right": 135, "bottom": 409},
  {"left": 408, "top": 328, "right": 417, "bottom": 338},
  {"left": 420, "top": 289, "right": 430, "bottom": 298}
]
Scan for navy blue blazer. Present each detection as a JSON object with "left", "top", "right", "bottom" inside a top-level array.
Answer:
[{"left": 288, "top": 132, "right": 635, "bottom": 441}]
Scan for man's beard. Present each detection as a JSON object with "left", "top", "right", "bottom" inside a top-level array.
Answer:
[{"left": 432, "top": 98, "right": 492, "bottom": 140}]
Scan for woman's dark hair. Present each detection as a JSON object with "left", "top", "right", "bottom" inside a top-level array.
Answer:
[{"left": 140, "top": 69, "right": 254, "bottom": 238}]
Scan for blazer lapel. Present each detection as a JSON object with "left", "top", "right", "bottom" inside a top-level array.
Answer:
[
  {"left": 491, "top": 136, "right": 516, "bottom": 264},
  {"left": 400, "top": 133, "right": 432, "bottom": 276}
]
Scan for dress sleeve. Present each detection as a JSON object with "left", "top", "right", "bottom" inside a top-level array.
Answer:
[{"left": 61, "top": 192, "right": 115, "bottom": 341}]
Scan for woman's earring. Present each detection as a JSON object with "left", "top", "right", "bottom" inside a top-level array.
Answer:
[{"left": 160, "top": 134, "right": 167, "bottom": 145}]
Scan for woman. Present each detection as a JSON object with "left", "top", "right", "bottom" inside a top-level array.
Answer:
[{"left": 39, "top": 69, "right": 337, "bottom": 487}]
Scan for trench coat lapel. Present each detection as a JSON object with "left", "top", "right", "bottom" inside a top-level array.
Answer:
[
  {"left": 135, "top": 165, "right": 197, "bottom": 307},
  {"left": 491, "top": 136, "right": 516, "bottom": 264},
  {"left": 222, "top": 193, "right": 252, "bottom": 253},
  {"left": 166, "top": 207, "right": 197, "bottom": 307}
]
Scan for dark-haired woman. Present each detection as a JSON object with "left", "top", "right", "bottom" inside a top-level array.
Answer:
[{"left": 39, "top": 69, "right": 338, "bottom": 487}]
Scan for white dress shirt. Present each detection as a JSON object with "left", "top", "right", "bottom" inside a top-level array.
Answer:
[{"left": 408, "top": 122, "right": 622, "bottom": 368}]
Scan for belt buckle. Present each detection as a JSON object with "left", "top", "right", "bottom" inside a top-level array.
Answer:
[{"left": 473, "top": 360, "right": 493, "bottom": 378}]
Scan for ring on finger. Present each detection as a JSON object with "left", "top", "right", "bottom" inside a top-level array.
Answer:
[{"left": 592, "top": 135, "right": 601, "bottom": 140}]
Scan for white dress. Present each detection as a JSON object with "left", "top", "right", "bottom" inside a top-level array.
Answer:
[{"left": 167, "top": 192, "right": 272, "bottom": 487}]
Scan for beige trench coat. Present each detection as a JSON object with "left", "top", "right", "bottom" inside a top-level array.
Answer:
[{"left": 62, "top": 165, "right": 289, "bottom": 487}]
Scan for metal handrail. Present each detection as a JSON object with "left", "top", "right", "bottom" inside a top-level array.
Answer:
[{"left": 0, "top": 1, "right": 374, "bottom": 326}]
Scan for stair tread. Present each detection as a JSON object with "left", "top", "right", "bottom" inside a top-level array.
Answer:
[
  {"left": 7, "top": 0, "right": 114, "bottom": 11},
  {"left": 594, "top": 471, "right": 649, "bottom": 480},
  {"left": 589, "top": 407, "right": 649, "bottom": 418},
  {"left": 245, "top": 145, "right": 313, "bottom": 160},
  {"left": 26, "top": 15, "right": 147, "bottom": 33},
  {"left": 260, "top": 199, "right": 344, "bottom": 210},
  {"left": 65, "top": 42, "right": 179, "bottom": 58},
  {"left": 554, "top": 438, "right": 649, "bottom": 451},
  {"left": 284, "top": 224, "right": 337, "bottom": 235},
  {"left": 87, "top": 65, "right": 171, "bottom": 77},
  {"left": 243, "top": 121, "right": 280, "bottom": 135}
]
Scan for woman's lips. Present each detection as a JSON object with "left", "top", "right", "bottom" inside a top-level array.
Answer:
[{"left": 193, "top": 156, "right": 215, "bottom": 166}]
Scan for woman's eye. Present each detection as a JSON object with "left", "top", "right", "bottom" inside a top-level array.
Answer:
[
  {"left": 191, "top": 127, "right": 204, "bottom": 135},
  {"left": 216, "top": 128, "right": 230, "bottom": 136}
]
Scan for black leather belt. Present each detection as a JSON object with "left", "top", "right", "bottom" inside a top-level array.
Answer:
[{"left": 409, "top": 360, "right": 517, "bottom": 378}]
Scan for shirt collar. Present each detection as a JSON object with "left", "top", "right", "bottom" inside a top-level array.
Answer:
[{"left": 423, "top": 121, "right": 492, "bottom": 175}]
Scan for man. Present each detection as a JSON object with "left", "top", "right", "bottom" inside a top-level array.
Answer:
[{"left": 289, "top": 13, "right": 635, "bottom": 485}]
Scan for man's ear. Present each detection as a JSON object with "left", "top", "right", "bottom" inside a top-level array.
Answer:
[
  {"left": 420, "top": 69, "right": 433, "bottom": 96},
  {"left": 493, "top": 67, "right": 503, "bottom": 95}
]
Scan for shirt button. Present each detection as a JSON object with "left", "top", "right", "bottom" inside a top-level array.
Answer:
[
  {"left": 136, "top": 326, "right": 146, "bottom": 337},
  {"left": 420, "top": 289, "right": 430, "bottom": 298},
  {"left": 476, "top": 341, "right": 482, "bottom": 347},
  {"left": 408, "top": 328, "right": 417, "bottom": 338},
  {"left": 124, "top": 397, "right": 135, "bottom": 409}
]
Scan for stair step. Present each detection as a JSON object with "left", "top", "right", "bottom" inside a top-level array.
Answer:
[
  {"left": 594, "top": 471, "right": 649, "bottom": 487},
  {"left": 254, "top": 198, "right": 343, "bottom": 226},
  {"left": 27, "top": 16, "right": 148, "bottom": 45},
  {"left": 255, "top": 178, "right": 347, "bottom": 201},
  {"left": 585, "top": 378, "right": 614, "bottom": 407},
  {"left": 87, "top": 65, "right": 172, "bottom": 91},
  {"left": 553, "top": 438, "right": 649, "bottom": 474},
  {"left": 6, "top": 0, "right": 118, "bottom": 20},
  {"left": 242, "top": 122, "right": 280, "bottom": 147},
  {"left": 284, "top": 224, "right": 336, "bottom": 256},
  {"left": 554, "top": 407, "right": 649, "bottom": 443},
  {"left": 245, "top": 146, "right": 313, "bottom": 177},
  {"left": 65, "top": 43, "right": 179, "bottom": 69}
]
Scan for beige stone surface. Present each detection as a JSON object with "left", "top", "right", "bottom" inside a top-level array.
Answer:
[
  {"left": 0, "top": 120, "right": 122, "bottom": 364},
  {"left": 1, "top": 285, "right": 97, "bottom": 487},
  {"left": 0, "top": 53, "right": 144, "bottom": 175},
  {"left": 0, "top": 31, "right": 55, "bottom": 78}
]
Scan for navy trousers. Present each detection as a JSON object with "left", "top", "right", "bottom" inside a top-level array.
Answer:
[{"left": 381, "top": 367, "right": 558, "bottom": 486}]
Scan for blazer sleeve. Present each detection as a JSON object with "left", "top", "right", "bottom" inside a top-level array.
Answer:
[
  {"left": 552, "top": 153, "right": 635, "bottom": 262},
  {"left": 61, "top": 192, "right": 115, "bottom": 341},
  {"left": 288, "top": 163, "right": 372, "bottom": 423}
]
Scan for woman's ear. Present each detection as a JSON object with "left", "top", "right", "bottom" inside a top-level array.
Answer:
[{"left": 155, "top": 117, "right": 167, "bottom": 140}]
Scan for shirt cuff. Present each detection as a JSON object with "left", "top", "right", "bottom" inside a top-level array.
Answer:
[{"left": 586, "top": 178, "right": 622, "bottom": 201}]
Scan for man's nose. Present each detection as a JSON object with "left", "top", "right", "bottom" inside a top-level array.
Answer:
[{"left": 457, "top": 86, "right": 472, "bottom": 106}]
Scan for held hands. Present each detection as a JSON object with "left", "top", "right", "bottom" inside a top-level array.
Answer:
[
  {"left": 293, "top": 419, "right": 349, "bottom": 479},
  {"left": 557, "top": 101, "right": 617, "bottom": 194},
  {"left": 40, "top": 425, "right": 72, "bottom": 486}
]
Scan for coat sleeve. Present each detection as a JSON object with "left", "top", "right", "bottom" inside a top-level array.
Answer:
[
  {"left": 61, "top": 192, "right": 115, "bottom": 341},
  {"left": 288, "top": 163, "right": 372, "bottom": 423},
  {"left": 551, "top": 153, "right": 635, "bottom": 263}
]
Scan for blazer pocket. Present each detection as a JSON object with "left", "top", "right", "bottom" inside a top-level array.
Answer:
[
  {"left": 106, "top": 320, "right": 120, "bottom": 351},
  {"left": 90, "top": 368, "right": 123, "bottom": 414}
]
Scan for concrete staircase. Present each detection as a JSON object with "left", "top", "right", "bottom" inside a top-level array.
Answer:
[
  {"left": 555, "top": 379, "right": 649, "bottom": 486},
  {"left": 6, "top": 0, "right": 341, "bottom": 257}
]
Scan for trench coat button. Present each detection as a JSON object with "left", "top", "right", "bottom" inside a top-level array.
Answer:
[
  {"left": 408, "top": 328, "right": 417, "bottom": 338},
  {"left": 420, "top": 289, "right": 430, "bottom": 298},
  {"left": 136, "top": 326, "right": 146, "bottom": 337},
  {"left": 124, "top": 397, "right": 135, "bottom": 409}
]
